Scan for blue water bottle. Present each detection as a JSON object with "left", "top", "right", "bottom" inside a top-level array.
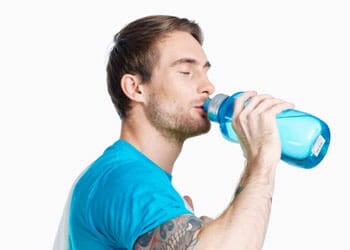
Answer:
[{"left": 202, "top": 92, "right": 331, "bottom": 169}]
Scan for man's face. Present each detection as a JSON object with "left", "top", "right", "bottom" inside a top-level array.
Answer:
[{"left": 143, "top": 31, "right": 215, "bottom": 142}]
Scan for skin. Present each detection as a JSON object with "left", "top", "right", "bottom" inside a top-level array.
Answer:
[
  {"left": 120, "top": 31, "right": 214, "bottom": 173},
  {"left": 120, "top": 31, "right": 295, "bottom": 250}
]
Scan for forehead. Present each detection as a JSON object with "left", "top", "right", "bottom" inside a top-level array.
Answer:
[{"left": 156, "top": 31, "right": 208, "bottom": 66}]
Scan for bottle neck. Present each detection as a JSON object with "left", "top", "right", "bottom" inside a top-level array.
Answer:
[{"left": 204, "top": 94, "right": 229, "bottom": 122}]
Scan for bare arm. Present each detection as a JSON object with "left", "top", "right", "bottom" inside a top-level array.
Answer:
[
  {"left": 134, "top": 91, "right": 294, "bottom": 250},
  {"left": 134, "top": 170, "right": 273, "bottom": 250},
  {"left": 194, "top": 163, "right": 276, "bottom": 249}
]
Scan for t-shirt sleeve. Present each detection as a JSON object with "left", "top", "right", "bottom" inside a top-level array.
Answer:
[{"left": 89, "top": 163, "right": 193, "bottom": 250}]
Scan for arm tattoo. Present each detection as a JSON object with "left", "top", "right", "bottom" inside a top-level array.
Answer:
[{"left": 134, "top": 214, "right": 203, "bottom": 250}]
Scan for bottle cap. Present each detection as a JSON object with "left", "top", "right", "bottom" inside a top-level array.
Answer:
[{"left": 206, "top": 94, "right": 228, "bottom": 122}]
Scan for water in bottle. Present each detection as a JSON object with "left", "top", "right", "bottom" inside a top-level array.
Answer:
[{"left": 202, "top": 92, "right": 330, "bottom": 169}]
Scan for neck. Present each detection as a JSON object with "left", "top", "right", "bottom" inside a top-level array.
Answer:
[{"left": 120, "top": 115, "right": 184, "bottom": 174}]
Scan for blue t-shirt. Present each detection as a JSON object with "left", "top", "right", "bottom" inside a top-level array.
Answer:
[{"left": 62, "top": 139, "right": 192, "bottom": 250}]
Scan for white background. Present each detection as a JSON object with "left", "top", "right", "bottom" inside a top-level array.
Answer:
[{"left": 0, "top": 0, "right": 349, "bottom": 249}]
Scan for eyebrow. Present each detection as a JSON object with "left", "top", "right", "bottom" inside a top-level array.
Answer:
[{"left": 170, "top": 57, "right": 211, "bottom": 69}]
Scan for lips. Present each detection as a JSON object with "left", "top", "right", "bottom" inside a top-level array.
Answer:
[
  {"left": 194, "top": 105, "right": 207, "bottom": 116},
  {"left": 194, "top": 98, "right": 209, "bottom": 115}
]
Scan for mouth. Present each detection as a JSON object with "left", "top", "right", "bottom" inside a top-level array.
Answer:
[
  {"left": 194, "top": 105, "right": 208, "bottom": 116},
  {"left": 193, "top": 98, "right": 210, "bottom": 116}
]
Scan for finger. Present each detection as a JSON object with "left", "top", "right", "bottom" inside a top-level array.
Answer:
[
  {"left": 267, "top": 100, "right": 295, "bottom": 115},
  {"left": 242, "top": 95, "right": 295, "bottom": 116},
  {"left": 183, "top": 195, "right": 194, "bottom": 211},
  {"left": 233, "top": 91, "right": 257, "bottom": 115},
  {"left": 240, "top": 94, "right": 273, "bottom": 114}
]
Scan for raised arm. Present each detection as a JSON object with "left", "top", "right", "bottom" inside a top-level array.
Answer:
[{"left": 134, "top": 91, "right": 294, "bottom": 250}]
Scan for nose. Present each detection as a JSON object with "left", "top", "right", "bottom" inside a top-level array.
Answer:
[{"left": 199, "top": 77, "right": 215, "bottom": 96}]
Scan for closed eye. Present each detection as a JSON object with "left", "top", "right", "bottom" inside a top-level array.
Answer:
[{"left": 179, "top": 71, "right": 191, "bottom": 75}]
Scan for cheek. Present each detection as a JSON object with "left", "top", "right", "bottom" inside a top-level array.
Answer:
[
  {"left": 160, "top": 97, "right": 186, "bottom": 115},
  {"left": 166, "top": 73, "right": 196, "bottom": 95},
  {"left": 150, "top": 74, "right": 195, "bottom": 107}
]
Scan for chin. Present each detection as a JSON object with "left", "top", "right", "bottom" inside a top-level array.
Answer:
[
  {"left": 189, "top": 121, "right": 211, "bottom": 137},
  {"left": 173, "top": 117, "right": 211, "bottom": 140}
]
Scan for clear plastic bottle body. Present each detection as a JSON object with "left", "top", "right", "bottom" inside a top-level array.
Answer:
[{"left": 204, "top": 92, "right": 331, "bottom": 169}]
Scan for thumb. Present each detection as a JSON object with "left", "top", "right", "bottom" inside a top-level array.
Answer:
[{"left": 183, "top": 195, "right": 194, "bottom": 211}]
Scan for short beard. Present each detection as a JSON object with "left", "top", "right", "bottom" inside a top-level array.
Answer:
[{"left": 145, "top": 94, "right": 211, "bottom": 143}]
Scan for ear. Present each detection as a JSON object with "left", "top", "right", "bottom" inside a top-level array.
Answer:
[{"left": 120, "top": 74, "right": 146, "bottom": 103}]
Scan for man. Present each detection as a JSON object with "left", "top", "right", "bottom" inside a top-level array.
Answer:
[{"left": 54, "top": 15, "right": 294, "bottom": 249}]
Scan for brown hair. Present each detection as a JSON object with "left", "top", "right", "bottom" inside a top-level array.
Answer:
[{"left": 106, "top": 15, "right": 203, "bottom": 119}]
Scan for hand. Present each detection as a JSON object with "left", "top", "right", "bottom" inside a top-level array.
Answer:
[
  {"left": 183, "top": 195, "right": 213, "bottom": 225},
  {"left": 232, "top": 91, "right": 295, "bottom": 169}
]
